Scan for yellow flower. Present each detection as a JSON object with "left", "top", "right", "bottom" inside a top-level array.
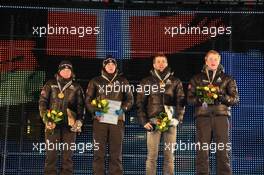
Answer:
[
  {"left": 160, "top": 125, "right": 163, "bottom": 129},
  {"left": 213, "top": 94, "right": 218, "bottom": 99},
  {"left": 211, "top": 87, "right": 216, "bottom": 92},
  {"left": 162, "top": 122, "right": 166, "bottom": 127},
  {"left": 58, "top": 112, "right": 63, "bottom": 116},
  {"left": 98, "top": 104, "right": 102, "bottom": 108},
  {"left": 101, "top": 99, "right": 108, "bottom": 107},
  {"left": 163, "top": 117, "right": 168, "bottom": 122},
  {"left": 91, "top": 99, "right": 97, "bottom": 106},
  {"left": 204, "top": 86, "right": 210, "bottom": 91},
  {"left": 47, "top": 112, "right": 51, "bottom": 118},
  {"left": 51, "top": 110, "right": 57, "bottom": 115}
]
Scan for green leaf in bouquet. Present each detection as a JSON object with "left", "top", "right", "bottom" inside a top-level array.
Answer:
[
  {"left": 50, "top": 114, "right": 55, "bottom": 121},
  {"left": 53, "top": 118, "right": 61, "bottom": 123},
  {"left": 159, "top": 112, "right": 166, "bottom": 119},
  {"left": 204, "top": 98, "right": 214, "bottom": 104},
  {"left": 102, "top": 106, "right": 110, "bottom": 113},
  {"left": 196, "top": 91, "right": 203, "bottom": 96}
]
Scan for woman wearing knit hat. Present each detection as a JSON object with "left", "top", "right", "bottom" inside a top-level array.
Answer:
[
  {"left": 86, "top": 55, "right": 134, "bottom": 175},
  {"left": 39, "top": 60, "right": 85, "bottom": 175}
]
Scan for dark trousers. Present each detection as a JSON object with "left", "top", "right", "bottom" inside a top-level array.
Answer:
[
  {"left": 44, "top": 126, "right": 76, "bottom": 175},
  {"left": 93, "top": 120, "right": 124, "bottom": 175},
  {"left": 196, "top": 115, "right": 232, "bottom": 175}
]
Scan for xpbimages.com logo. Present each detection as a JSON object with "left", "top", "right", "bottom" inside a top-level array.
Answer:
[
  {"left": 164, "top": 140, "right": 232, "bottom": 153},
  {"left": 164, "top": 24, "right": 232, "bottom": 38},
  {"left": 32, "top": 24, "right": 100, "bottom": 37},
  {"left": 32, "top": 140, "right": 99, "bottom": 153},
  {"left": 97, "top": 82, "right": 165, "bottom": 96}
]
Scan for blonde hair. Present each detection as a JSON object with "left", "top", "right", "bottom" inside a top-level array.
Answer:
[{"left": 205, "top": 50, "right": 221, "bottom": 61}]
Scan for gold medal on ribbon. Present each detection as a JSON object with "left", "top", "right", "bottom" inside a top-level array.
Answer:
[
  {"left": 58, "top": 92, "right": 64, "bottom": 99},
  {"left": 160, "top": 81, "right": 165, "bottom": 88}
]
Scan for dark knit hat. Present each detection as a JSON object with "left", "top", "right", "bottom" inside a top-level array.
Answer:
[
  {"left": 58, "top": 60, "right": 73, "bottom": 72},
  {"left": 102, "top": 55, "right": 117, "bottom": 68}
]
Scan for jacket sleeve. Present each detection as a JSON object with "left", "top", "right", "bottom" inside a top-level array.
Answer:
[
  {"left": 39, "top": 81, "right": 51, "bottom": 120},
  {"left": 175, "top": 80, "right": 185, "bottom": 122},
  {"left": 136, "top": 79, "right": 149, "bottom": 126},
  {"left": 187, "top": 77, "right": 200, "bottom": 106},
  {"left": 76, "top": 86, "right": 85, "bottom": 121},
  {"left": 121, "top": 78, "right": 134, "bottom": 112},
  {"left": 219, "top": 77, "right": 239, "bottom": 106},
  {"left": 85, "top": 79, "right": 97, "bottom": 114}
]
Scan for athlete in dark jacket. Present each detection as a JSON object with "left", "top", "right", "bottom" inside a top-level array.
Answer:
[
  {"left": 136, "top": 53, "right": 185, "bottom": 175},
  {"left": 39, "top": 60, "right": 85, "bottom": 175},
  {"left": 187, "top": 50, "right": 239, "bottom": 175},
  {"left": 137, "top": 68, "right": 185, "bottom": 126},
  {"left": 85, "top": 56, "right": 133, "bottom": 175}
]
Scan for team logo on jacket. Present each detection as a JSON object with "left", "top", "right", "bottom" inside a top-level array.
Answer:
[
  {"left": 216, "top": 77, "right": 222, "bottom": 83},
  {"left": 114, "top": 80, "right": 120, "bottom": 85},
  {"left": 51, "top": 85, "right": 59, "bottom": 88},
  {"left": 166, "top": 79, "right": 172, "bottom": 85},
  {"left": 69, "top": 85, "right": 75, "bottom": 89}
]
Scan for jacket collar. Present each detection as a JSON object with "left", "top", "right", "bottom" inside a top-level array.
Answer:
[
  {"left": 201, "top": 64, "right": 224, "bottom": 84},
  {"left": 101, "top": 69, "right": 121, "bottom": 82},
  {"left": 55, "top": 73, "right": 73, "bottom": 86},
  {"left": 201, "top": 64, "right": 225, "bottom": 74},
  {"left": 150, "top": 67, "right": 173, "bottom": 81}
]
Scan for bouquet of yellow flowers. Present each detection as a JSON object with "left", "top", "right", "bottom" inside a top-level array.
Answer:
[
  {"left": 43, "top": 109, "right": 64, "bottom": 134},
  {"left": 43, "top": 109, "right": 64, "bottom": 124},
  {"left": 152, "top": 112, "right": 171, "bottom": 132},
  {"left": 196, "top": 84, "right": 219, "bottom": 105},
  {"left": 91, "top": 98, "right": 109, "bottom": 113}
]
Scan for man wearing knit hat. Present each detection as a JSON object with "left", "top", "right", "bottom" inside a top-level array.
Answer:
[
  {"left": 102, "top": 56, "right": 118, "bottom": 68},
  {"left": 39, "top": 60, "right": 85, "bottom": 175},
  {"left": 86, "top": 55, "right": 134, "bottom": 175}
]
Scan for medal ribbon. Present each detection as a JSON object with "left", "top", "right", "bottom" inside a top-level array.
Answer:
[
  {"left": 101, "top": 72, "right": 118, "bottom": 84},
  {"left": 57, "top": 78, "right": 72, "bottom": 94},
  {"left": 154, "top": 69, "right": 171, "bottom": 84},
  {"left": 205, "top": 68, "right": 217, "bottom": 84}
]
